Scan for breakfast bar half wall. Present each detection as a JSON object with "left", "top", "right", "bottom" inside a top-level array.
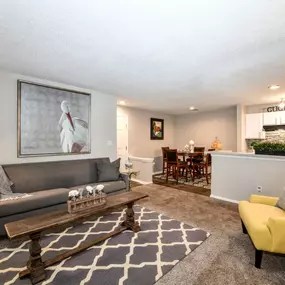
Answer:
[{"left": 210, "top": 152, "right": 285, "bottom": 203}]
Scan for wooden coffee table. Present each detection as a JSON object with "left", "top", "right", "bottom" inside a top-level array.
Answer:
[{"left": 5, "top": 191, "right": 148, "bottom": 284}]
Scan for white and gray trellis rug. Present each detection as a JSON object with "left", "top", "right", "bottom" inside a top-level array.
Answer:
[{"left": 0, "top": 205, "right": 210, "bottom": 285}]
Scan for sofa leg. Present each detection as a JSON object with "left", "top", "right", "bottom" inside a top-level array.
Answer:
[
  {"left": 255, "top": 250, "right": 263, "bottom": 268},
  {"left": 241, "top": 220, "right": 247, "bottom": 234}
]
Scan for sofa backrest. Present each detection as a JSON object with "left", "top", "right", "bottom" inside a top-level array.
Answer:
[{"left": 3, "top": 158, "right": 110, "bottom": 193}]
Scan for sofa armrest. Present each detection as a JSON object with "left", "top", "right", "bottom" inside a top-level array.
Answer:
[
  {"left": 250, "top": 195, "right": 278, "bottom": 206},
  {"left": 119, "top": 173, "right": 130, "bottom": 192},
  {"left": 267, "top": 217, "right": 285, "bottom": 253}
]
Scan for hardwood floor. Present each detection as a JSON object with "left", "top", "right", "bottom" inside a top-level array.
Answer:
[
  {"left": 130, "top": 174, "right": 211, "bottom": 197},
  {"left": 152, "top": 174, "right": 211, "bottom": 197}
]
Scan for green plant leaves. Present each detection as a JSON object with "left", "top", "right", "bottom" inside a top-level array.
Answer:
[{"left": 253, "top": 142, "right": 285, "bottom": 152}]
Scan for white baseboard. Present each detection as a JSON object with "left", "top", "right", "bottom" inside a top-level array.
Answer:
[
  {"left": 131, "top": 178, "right": 153, "bottom": 185},
  {"left": 210, "top": 195, "right": 239, "bottom": 204},
  {"left": 153, "top": 171, "right": 162, "bottom": 175}
]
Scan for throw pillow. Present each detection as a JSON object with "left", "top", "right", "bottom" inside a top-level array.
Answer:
[
  {"left": 97, "top": 158, "right": 121, "bottom": 182},
  {"left": 0, "top": 166, "right": 13, "bottom": 198},
  {"left": 276, "top": 189, "right": 285, "bottom": 210},
  {"left": 112, "top": 158, "right": 121, "bottom": 172}
]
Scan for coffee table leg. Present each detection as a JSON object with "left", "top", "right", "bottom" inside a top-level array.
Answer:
[
  {"left": 26, "top": 233, "right": 46, "bottom": 284},
  {"left": 121, "top": 202, "right": 141, "bottom": 232}
]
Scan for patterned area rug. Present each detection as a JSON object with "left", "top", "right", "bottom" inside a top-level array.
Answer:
[
  {"left": 0, "top": 206, "right": 210, "bottom": 285},
  {"left": 154, "top": 173, "right": 211, "bottom": 190}
]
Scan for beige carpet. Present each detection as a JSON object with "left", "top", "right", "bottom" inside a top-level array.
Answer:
[{"left": 133, "top": 184, "right": 285, "bottom": 285}]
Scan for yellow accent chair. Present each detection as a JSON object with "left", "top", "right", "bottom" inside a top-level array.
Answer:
[{"left": 239, "top": 194, "right": 285, "bottom": 268}]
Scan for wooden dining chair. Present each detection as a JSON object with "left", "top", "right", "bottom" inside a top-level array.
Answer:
[
  {"left": 161, "top": 147, "right": 170, "bottom": 175},
  {"left": 194, "top": 147, "right": 205, "bottom": 153},
  {"left": 166, "top": 149, "right": 188, "bottom": 183},
  {"left": 192, "top": 153, "right": 212, "bottom": 184},
  {"left": 193, "top": 147, "right": 205, "bottom": 164}
]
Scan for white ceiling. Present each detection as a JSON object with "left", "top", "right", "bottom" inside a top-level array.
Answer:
[{"left": 0, "top": 0, "right": 285, "bottom": 114}]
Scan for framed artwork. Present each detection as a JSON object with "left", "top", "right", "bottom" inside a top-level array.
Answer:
[
  {"left": 17, "top": 80, "right": 91, "bottom": 157},
  {"left": 150, "top": 118, "right": 164, "bottom": 140}
]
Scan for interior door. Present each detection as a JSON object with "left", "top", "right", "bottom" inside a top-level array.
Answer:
[{"left": 117, "top": 115, "right": 128, "bottom": 171}]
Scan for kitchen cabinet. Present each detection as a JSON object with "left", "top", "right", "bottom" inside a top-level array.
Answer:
[
  {"left": 263, "top": 112, "right": 277, "bottom": 125},
  {"left": 263, "top": 111, "right": 285, "bottom": 125},
  {"left": 245, "top": 113, "right": 264, "bottom": 139},
  {"left": 280, "top": 112, "right": 285, "bottom": 124}
]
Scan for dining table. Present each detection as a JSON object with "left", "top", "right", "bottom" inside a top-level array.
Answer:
[
  {"left": 176, "top": 151, "right": 206, "bottom": 179},
  {"left": 177, "top": 151, "right": 205, "bottom": 162}
]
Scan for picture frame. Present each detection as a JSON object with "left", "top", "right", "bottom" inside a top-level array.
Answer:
[
  {"left": 17, "top": 80, "right": 91, "bottom": 157},
  {"left": 150, "top": 118, "right": 164, "bottom": 140}
]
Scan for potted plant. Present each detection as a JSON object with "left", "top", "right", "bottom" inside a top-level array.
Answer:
[
  {"left": 250, "top": 141, "right": 258, "bottom": 153},
  {"left": 253, "top": 142, "right": 285, "bottom": 156}
]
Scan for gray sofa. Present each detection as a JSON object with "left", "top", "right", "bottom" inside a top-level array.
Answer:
[{"left": 0, "top": 157, "right": 129, "bottom": 236}]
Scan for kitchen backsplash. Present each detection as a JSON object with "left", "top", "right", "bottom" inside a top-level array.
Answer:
[
  {"left": 265, "top": 129, "right": 285, "bottom": 143},
  {"left": 245, "top": 139, "right": 262, "bottom": 151},
  {"left": 246, "top": 128, "right": 285, "bottom": 150}
]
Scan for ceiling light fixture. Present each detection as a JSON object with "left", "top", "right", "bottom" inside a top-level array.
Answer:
[
  {"left": 268, "top": 85, "right": 280, "bottom": 90},
  {"left": 279, "top": 99, "right": 285, "bottom": 110},
  {"left": 189, "top": 106, "right": 198, "bottom": 111}
]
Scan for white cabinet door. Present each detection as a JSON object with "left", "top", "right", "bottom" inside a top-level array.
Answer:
[
  {"left": 279, "top": 111, "right": 285, "bottom": 124},
  {"left": 245, "top": 113, "right": 262, "bottom": 138},
  {"left": 263, "top": 112, "right": 277, "bottom": 125}
]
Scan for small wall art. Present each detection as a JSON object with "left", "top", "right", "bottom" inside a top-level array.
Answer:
[{"left": 150, "top": 118, "right": 164, "bottom": 140}]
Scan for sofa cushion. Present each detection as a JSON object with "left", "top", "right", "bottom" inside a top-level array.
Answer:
[
  {"left": 70, "top": 180, "right": 126, "bottom": 194},
  {"left": 97, "top": 160, "right": 120, "bottom": 182},
  {"left": 0, "top": 188, "right": 70, "bottom": 218},
  {"left": 0, "top": 166, "right": 13, "bottom": 197},
  {"left": 112, "top": 158, "right": 121, "bottom": 172},
  {"left": 239, "top": 201, "right": 285, "bottom": 251},
  {"left": 3, "top": 158, "right": 110, "bottom": 193}
]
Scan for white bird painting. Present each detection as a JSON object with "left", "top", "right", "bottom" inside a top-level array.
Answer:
[{"left": 58, "top": 101, "right": 88, "bottom": 153}]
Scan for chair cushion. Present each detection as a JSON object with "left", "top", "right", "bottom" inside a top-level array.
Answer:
[
  {"left": 239, "top": 201, "right": 285, "bottom": 251},
  {"left": 0, "top": 188, "right": 70, "bottom": 218},
  {"left": 69, "top": 180, "right": 126, "bottom": 195},
  {"left": 276, "top": 189, "right": 285, "bottom": 210}
]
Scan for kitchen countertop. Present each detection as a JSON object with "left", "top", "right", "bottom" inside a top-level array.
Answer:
[{"left": 211, "top": 151, "right": 285, "bottom": 160}]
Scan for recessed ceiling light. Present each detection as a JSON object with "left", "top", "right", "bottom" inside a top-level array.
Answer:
[
  {"left": 119, "top": 100, "right": 126, "bottom": 105},
  {"left": 268, "top": 85, "right": 280, "bottom": 90},
  {"left": 189, "top": 106, "right": 198, "bottom": 111}
]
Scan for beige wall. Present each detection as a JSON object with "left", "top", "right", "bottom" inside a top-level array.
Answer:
[
  {"left": 117, "top": 106, "right": 175, "bottom": 158},
  {"left": 246, "top": 103, "right": 279, "bottom": 114},
  {"left": 174, "top": 107, "right": 237, "bottom": 151},
  {"left": 0, "top": 70, "right": 117, "bottom": 164}
]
